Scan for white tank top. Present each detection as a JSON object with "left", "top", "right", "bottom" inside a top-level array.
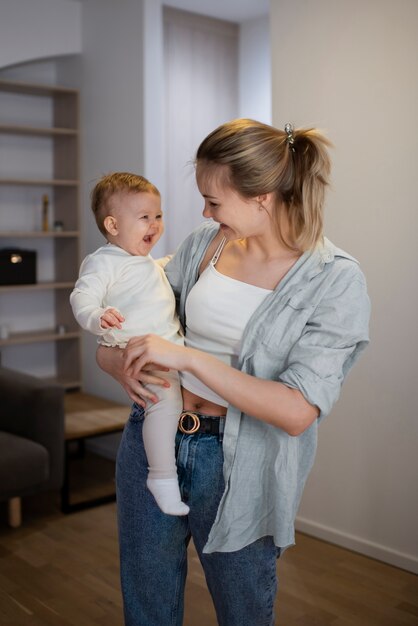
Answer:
[{"left": 181, "top": 238, "right": 272, "bottom": 407}]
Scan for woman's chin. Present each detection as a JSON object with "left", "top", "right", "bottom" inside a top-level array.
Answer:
[
  {"left": 219, "top": 224, "right": 240, "bottom": 240},
  {"left": 219, "top": 223, "right": 232, "bottom": 235}
]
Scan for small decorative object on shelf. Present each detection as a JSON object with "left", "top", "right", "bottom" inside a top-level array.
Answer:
[
  {"left": 0, "top": 248, "right": 37, "bottom": 285},
  {"left": 56, "top": 324, "right": 67, "bottom": 335},
  {"left": 53, "top": 220, "right": 64, "bottom": 232},
  {"left": 42, "top": 194, "right": 49, "bottom": 231}
]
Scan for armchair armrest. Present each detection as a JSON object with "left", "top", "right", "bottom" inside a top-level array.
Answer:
[{"left": 0, "top": 367, "right": 65, "bottom": 490}]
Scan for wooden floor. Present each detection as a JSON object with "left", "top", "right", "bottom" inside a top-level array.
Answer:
[{"left": 0, "top": 485, "right": 417, "bottom": 625}]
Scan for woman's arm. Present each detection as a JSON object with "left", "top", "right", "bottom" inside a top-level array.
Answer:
[
  {"left": 96, "top": 344, "right": 169, "bottom": 407},
  {"left": 187, "top": 347, "right": 318, "bottom": 435},
  {"left": 123, "top": 336, "right": 318, "bottom": 436}
]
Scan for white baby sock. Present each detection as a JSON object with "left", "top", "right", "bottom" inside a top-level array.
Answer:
[{"left": 147, "top": 477, "right": 190, "bottom": 516}]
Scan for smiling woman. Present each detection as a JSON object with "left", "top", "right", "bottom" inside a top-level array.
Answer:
[{"left": 96, "top": 119, "right": 370, "bottom": 626}]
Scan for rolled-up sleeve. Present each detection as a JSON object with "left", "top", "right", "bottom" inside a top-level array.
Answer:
[{"left": 278, "top": 271, "right": 370, "bottom": 419}]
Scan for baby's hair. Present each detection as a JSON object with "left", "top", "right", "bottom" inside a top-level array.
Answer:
[
  {"left": 196, "top": 119, "right": 332, "bottom": 251},
  {"left": 91, "top": 172, "right": 160, "bottom": 236}
]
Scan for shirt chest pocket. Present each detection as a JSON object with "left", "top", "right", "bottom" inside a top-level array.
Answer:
[{"left": 259, "top": 292, "right": 316, "bottom": 355}]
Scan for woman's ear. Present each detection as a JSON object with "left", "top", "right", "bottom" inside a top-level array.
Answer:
[
  {"left": 255, "top": 192, "right": 275, "bottom": 213},
  {"left": 104, "top": 215, "right": 118, "bottom": 236},
  {"left": 256, "top": 193, "right": 269, "bottom": 205}
]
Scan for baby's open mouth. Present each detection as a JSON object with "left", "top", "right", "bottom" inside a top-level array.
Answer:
[{"left": 143, "top": 235, "right": 153, "bottom": 243}]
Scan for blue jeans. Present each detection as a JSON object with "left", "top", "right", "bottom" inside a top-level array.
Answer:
[{"left": 116, "top": 404, "right": 279, "bottom": 626}]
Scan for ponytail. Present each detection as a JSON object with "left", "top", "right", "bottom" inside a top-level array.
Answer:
[{"left": 286, "top": 128, "right": 332, "bottom": 250}]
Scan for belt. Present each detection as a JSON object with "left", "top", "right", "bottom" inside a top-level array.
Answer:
[{"left": 178, "top": 411, "right": 225, "bottom": 439}]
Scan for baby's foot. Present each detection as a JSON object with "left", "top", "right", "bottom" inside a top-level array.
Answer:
[{"left": 147, "top": 477, "right": 190, "bottom": 516}]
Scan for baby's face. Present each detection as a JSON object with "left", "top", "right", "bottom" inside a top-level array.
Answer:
[{"left": 109, "top": 191, "right": 164, "bottom": 256}]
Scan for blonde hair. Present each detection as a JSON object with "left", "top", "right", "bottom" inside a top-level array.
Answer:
[
  {"left": 196, "top": 118, "right": 332, "bottom": 251},
  {"left": 91, "top": 172, "right": 160, "bottom": 236}
]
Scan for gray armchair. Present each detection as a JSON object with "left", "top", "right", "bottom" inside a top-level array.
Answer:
[{"left": 0, "top": 367, "right": 65, "bottom": 527}]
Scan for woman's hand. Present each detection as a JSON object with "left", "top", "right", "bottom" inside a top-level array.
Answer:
[
  {"left": 123, "top": 334, "right": 190, "bottom": 378},
  {"left": 96, "top": 344, "right": 169, "bottom": 407}
]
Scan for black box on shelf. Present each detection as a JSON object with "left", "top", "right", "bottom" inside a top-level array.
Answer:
[{"left": 0, "top": 248, "right": 37, "bottom": 285}]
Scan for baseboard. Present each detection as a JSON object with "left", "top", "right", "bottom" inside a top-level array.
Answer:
[{"left": 295, "top": 516, "right": 418, "bottom": 574}]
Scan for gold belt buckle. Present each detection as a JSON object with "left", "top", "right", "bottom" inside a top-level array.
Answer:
[{"left": 178, "top": 411, "right": 201, "bottom": 434}]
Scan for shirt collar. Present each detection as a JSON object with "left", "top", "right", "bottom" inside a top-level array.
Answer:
[
  {"left": 320, "top": 237, "right": 360, "bottom": 265},
  {"left": 273, "top": 236, "right": 359, "bottom": 299}
]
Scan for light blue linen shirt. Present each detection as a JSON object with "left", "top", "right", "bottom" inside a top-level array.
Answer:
[{"left": 165, "top": 221, "right": 370, "bottom": 554}]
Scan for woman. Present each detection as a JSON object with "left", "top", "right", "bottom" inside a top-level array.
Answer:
[{"left": 97, "top": 119, "right": 370, "bottom": 626}]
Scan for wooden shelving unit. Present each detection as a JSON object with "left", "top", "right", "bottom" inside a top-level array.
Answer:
[{"left": 0, "top": 79, "right": 81, "bottom": 389}]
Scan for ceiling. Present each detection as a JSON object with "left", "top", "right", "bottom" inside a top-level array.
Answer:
[
  {"left": 162, "top": 0, "right": 269, "bottom": 22},
  {"left": 65, "top": 0, "right": 269, "bottom": 23}
]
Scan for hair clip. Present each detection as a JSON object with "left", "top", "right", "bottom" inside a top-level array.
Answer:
[{"left": 284, "top": 123, "right": 295, "bottom": 152}]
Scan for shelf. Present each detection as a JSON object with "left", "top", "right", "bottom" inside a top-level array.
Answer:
[
  {"left": 0, "top": 79, "right": 78, "bottom": 97},
  {"left": 0, "top": 329, "right": 81, "bottom": 347},
  {"left": 0, "top": 281, "right": 75, "bottom": 293},
  {"left": 0, "top": 231, "right": 79, "bottom": 238},
  {"left": 0, "top": 179, "right": 79, "bottom": 187},
  {"left": 0, "top": 124, "right": 78, "bottom": 137}
]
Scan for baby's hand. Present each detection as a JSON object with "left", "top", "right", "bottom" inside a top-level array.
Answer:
[{"left": 100, "top": 308, "right": 125, "bottom": 329}]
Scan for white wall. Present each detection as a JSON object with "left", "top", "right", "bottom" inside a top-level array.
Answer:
[
  {"left": 142, "top": 0, "right": 167, "bottom": 256},
  {"left": 239, "top": 16, "right": 271, "bottom": 123},
  {"left": 271, "top": 0, "right": 418, "bottom": 573},
  {"left": 77, "top": 0, "right": 145, "bottom": 404},
  {"left": 0, "top": 0, "right": 81, "bottom": 69}
]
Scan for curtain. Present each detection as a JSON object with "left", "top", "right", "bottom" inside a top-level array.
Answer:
[{"left": 164, "top": 8, "right": 238, "bottom": 251}]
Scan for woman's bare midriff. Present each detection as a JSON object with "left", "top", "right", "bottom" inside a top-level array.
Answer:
[{"left": 181, "top": 386, "right": 226, "bottom": 416}]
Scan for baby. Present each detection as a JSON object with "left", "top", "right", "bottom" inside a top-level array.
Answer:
[{"left": 70, "top": 172, "right": 188, "bottom": 516}]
